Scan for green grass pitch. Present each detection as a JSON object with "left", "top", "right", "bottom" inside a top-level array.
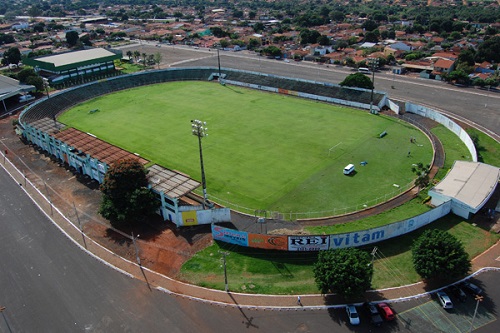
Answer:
[{"left": 59, "top": 81, "right": 432, "bottom": 215}]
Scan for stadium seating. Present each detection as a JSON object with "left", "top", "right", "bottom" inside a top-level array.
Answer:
[{"left": 21, "top": 67, "right": 384, "bottom": 127}]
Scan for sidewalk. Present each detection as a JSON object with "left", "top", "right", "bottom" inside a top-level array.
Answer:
[{"left": 1, "top": 113, "right": 499, "bottom": 310}]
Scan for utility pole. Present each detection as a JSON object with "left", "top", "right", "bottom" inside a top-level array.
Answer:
[
  {"left": 131, "top": 232, "right": 141, "bottom": 266},
  {"left": 371, "top": 246, "right": 378, "bottom": 265},
  {"left": 219, "top": 250, "right": 229, "bottom": 292},
  {"left": 469, "top": 295, "right": 484, "bottom": 332},
  {"left": 217, "top": 49, "right": 222, "bottom": 80},
  {"left": 367, "top": 58, "right": 379, "bottom": 115}
]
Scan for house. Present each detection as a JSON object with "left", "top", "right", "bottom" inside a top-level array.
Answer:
[
  {"left": 433, "top": 58, "right": 455, "bottom": 74},
  {"left": 387, "top": 41, "right": 412, "bottom": 52},
  {"left": 11, "top": 22, "right": 29, "bottom": 30}
]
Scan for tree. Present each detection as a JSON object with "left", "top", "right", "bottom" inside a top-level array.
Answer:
[
  {"left": 475, "top": 36, "right": 500, "bottom": 63},
  {"left": 2, "top": 47, "right": 21, "bottom": 66},
  {"left": 28, "top": 5, "right": 42, "bottom": 18},
  {"left": 80, "top": 34, "right": 92, "bottom": 46},
  {"left": 133, "top": 50, "right": 140, "bottom": 63},
  {"left": 99, "top": 159, "right": 159, "bottom": 226},
  {"left": 314, "top": 248, "right": 373, "bottom": 299},
  {"left": 18, "top": 68, "right": 37, "bottom": 83},
  {"left": 247, "top": 38, "right": 261, "bottom": 50},
  {"left": 412, "top": 229, "right": 471, "bottom": 280},
  {"left": 154, "top": 52, "right": 162, "bottom": 69},
  {"left": 411, "top": 162, "right": 431, "bottom": 193},
  {"left": 262, "top": 45, "right": 282, "bottom": 58},
  {"left": 340, "top": 73, "right": 373, "bottom": 89},
  {"left": 65, "top": 30, "right": 79, "bottom": 47},
  {"left": 26, "top": 75, "right": 44, "bottom": 91},
  {"left": 362, "top": 20, "right": 378, "bottom": 32}
]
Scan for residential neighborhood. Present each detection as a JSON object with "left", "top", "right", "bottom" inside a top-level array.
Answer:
[{"left": 1, "top": 0, "right": 499, "bottom": 89}]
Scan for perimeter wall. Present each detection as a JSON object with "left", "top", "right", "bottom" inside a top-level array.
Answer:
[{"left": 212, "top": 201, "right": 452, "bottom": 251}]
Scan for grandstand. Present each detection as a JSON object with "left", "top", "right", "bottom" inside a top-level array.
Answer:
[{"left": 20, "top": 67, "right": 386, "bottom": 125}]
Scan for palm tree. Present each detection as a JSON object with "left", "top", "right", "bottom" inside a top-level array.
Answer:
[
  {"left": 126, "top": 50, "right": 132, "bottom": 62},
  {"left": 411, "top": 162, "right": 431, "bottom": 194},
  {"left": 142, "top": 53, "right": 147, "bottom": 68},
  {"left": 133, "top": 50, "right": 140, "bottom": 63}
]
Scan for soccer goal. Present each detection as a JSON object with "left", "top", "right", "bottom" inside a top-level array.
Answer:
[{"left": 328, "top": 142, "right": 342, "bottom": 156}]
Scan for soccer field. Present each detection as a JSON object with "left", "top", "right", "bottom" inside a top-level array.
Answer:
[{"left": 59, "top": 81, "right": 432, "bottom": 216}]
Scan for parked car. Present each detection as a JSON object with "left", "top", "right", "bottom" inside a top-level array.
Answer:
[
  {"left": 447, "top": 285, "right": 467, "bottom": 302},
  {"left": 437, "top": 291, "right": 454, "bottom": 309},
  {"left": 18, "top": 94, "right": 35, "bottom": 103},
  {"left": 461, "top": 281, "right": 483, "bottom": 296},
  {"left": 345, "top": 305, "right": 360, "bottom": 325},
  {"left": 377, "top": 302, "right": 395, "bottom": 321},
  {"left": 364, "top": 302, "right": 383, "bottom": 327}
]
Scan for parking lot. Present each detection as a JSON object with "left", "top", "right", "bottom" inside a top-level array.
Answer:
[{"left": 397, "top": 295, "right": 495, "bottom": 333}]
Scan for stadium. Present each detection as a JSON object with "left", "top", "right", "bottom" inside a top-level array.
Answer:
[{"left": 18, "top": 66, "right": 497, "bottom": 251}]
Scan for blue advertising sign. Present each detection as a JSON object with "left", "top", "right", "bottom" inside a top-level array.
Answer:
[{"left": 211, "top": 224, "right": 248, "bottom": 247}]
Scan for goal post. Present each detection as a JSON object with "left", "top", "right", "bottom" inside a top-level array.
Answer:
[{"left": 328, "top": 142, "right": 342, "bottom": 156}]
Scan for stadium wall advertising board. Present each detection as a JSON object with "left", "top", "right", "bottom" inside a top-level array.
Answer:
[
  {"left": 211, "top": 201, "right": 451, "bottom": 251},
  {"left": 212, "top": 224, "right": 248, "bottom": 247}
]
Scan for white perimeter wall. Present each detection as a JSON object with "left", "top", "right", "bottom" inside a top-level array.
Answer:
[{"left": 405, "top": 102, "right": 477, "bottom": 162}]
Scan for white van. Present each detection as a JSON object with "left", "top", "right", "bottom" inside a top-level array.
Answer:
[
  {"left": 343, "top": 164, "right": 355, "bottom": 175},
  {"left": 358, "top": 67, "right": 371, "bottom": 74}
]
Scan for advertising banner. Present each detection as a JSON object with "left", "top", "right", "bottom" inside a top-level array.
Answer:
[
  {"left": 288, "top": 235, "right": 329, "bottom": 251},
  {"left": 328, "top": 201, "right": 451, "bottom": 249},
  {"left": 212, "top": 225, "right": 248, "bottom": 247},
  {"left": 181, "top": 210, "right": 198, "bottom": 226},
  {"left": 248, "top": 234, "right": 288, "bottom": 250}
]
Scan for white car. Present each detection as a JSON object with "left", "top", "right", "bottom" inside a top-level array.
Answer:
[
  {"left": 437, "top": 291, "right": 453, "bottom": 309},
  {"left": 19, "top": 94, "right": 35, "bottom": 103},
  {"left": 346, "top": 305, "right": 360, "bottom": 325}
]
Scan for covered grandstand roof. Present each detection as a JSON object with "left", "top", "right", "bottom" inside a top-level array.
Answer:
[
  {"left": 147, "top": 164, "right": 200, "bottom": 199},
  {"left": 53, "top": 127, "right": 149, "bottom": 166},
  {"left": 27, "top": 119, "right": 200, "bottom": 199},
  {"left": 23, "top": 48, "right": 122, "bottom": 72},
  {"left": 430, "top": 161, "right": 499, "bottom": 209},
  {"left": 0, "top": 74, "right": 35, "bottom": 102}
]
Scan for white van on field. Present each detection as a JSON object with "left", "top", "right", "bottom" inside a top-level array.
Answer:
[
  {"left": 358, "top": 67, "right": 371, "bottom": 74},
  {"left": 343, "top": 164, "right": 355, "bottom": 175}
]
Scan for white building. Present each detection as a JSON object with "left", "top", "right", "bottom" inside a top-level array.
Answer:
[{"left": 429, "top": 161, "right": 499, "bottom": 219}]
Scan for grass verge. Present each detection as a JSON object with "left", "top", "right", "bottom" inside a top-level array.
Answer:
[{"left": 180, "top": 216, "right": 499, "bottom": 294}]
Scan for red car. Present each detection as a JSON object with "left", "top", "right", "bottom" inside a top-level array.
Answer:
[{"left": 377, "top": 302, "right": 395, "bottom": 321}]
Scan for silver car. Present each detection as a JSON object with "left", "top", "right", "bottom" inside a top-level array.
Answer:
[{"left": 437, "top": 291, "right": 453, "bottom": 309}]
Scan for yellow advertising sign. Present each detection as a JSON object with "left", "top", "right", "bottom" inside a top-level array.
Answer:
[{"left": 181, "top": 210, "right": 198, "bottom": 226}]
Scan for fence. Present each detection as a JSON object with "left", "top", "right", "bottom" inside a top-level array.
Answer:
[{"left": 209, "top": 179, "right": 415, "bottom": 221}]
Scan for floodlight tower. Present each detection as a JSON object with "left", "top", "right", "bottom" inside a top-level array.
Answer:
[
  {"left": 191, "top": 119, "right": 209, "bottom": 209},
  {"left": 217, "top": 48, "right": 222, "bottom": 80},
  {"left": 368, "top": 58, "right": 379, "bottom": 114}
]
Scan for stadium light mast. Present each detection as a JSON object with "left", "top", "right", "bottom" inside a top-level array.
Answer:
[
  {"left": 368, "top": 58, "right": 379, "bottom": 115},
  {"left": 217, "top": 48, "right": 222, "bottom": 80},
  {"left": 191, "top": 119, "right": 209, "bottom": 209}
]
